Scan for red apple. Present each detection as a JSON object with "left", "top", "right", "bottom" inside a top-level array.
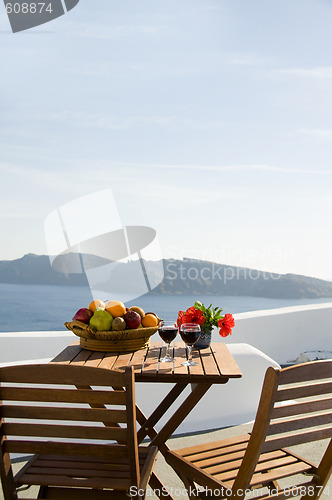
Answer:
[
  {"left": 124, "top": 310, "right": 141, "bottom": 329},
  {"left": 73, "top": 308, "right": 93, "bottom": 324}
]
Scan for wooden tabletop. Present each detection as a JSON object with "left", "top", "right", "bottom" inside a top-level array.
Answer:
[{"left": 51, "top": 341, "right": 242, "bottom": 384}]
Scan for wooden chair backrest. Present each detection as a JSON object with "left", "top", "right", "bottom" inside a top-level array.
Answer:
[
  {"left": 233, "top": 360, "right": 332, "bottom": 494},
  {"left": 0, "top": 363, "right": 140, "bottom": 491}
]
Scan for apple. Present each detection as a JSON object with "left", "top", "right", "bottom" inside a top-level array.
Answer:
[
  {"left": 72, "top": 308, "right": 93, "bottom": 324},
  {"left": 124, "top": 310, "right": 141, "bottom": 329},
  {"left": 129, "top": 306, "right": 145, "bottom": 319},
  {"left": 89, "top": 310, "right": 113, "bottom": 331}
]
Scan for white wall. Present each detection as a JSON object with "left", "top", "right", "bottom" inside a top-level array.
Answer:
[
  {"left": 223, "top": 302, "right": 332, "bottom": 365},
  {"left": 0, "top": 331, "right": 76, "bottom": 364}
]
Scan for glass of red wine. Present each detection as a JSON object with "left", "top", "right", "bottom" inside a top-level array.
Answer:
[
  {"left": 179, "top": 323, "right": 201, "bottom": 366},
  {"left": 158, "top": 322, "right": 178, "bottom": 362}
]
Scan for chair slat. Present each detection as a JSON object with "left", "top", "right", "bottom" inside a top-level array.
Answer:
[
  {"left": 34, "top": 454, "right": 128, "bottom": 464},
  {"left": 32, "top": 458, "right": 130, "bottom": 471},
  {"left": 179, "top": 434, "right": 250, "bottom": 457},
  {"left": 33, "top": 449, "right": 150, "bottom": 464},
  {"left": 0, "top": 364, "right": 126, "bottom": 387},
  {"left": 276, "top": 380, "right": 332, "bottom": 401},
  {"left": 268, "top": 412, "right": 332, "bottom": 436},
  {"left": 263, "top": 427, "right": 332, "bottom": 452},
  {"left": 0, "top": 387, "right": 126, "bottom": 405},
  {"left": 3, "top": 439, "right": 130, "bottom": 459},
  {"left": 271, "top": 397, "right": 332, "bottom": 418},
  {"left": 26, "top": 466, "right": 131, "bottom": 478},
  {"left": 213, "top": 454, "right": 299, "bottom": 483},
  {"left": 194, "top": 449, "right": 286, "bottom": 470},
  {"left": 190, "top": 448, "right": 246, "bottom": 466},
  {"left": 0, "top": 405, "right": 127, "bottom": 423},
  {"left": 249, "top": 462, "right": 313, "bottom": 487},
  {"left": 194, "top": 449, "right": 245, "bottom": 469},
  {"left": 2, "top": 423, "right": 128, "bottom": 441},
  {"left": 17, "top": 473, "right": 131, "bottom": 489},
  {"left": 279, "top": 360, "right": 332, "bottom": 385}
]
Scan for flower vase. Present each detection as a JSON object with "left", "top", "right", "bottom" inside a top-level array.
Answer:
[{"left": 195, "top": 325, "right": 212, "bottom": 349}]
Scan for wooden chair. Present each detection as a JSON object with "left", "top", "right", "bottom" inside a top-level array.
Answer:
[
  {"left": 166, "top": 359, "right": 332, "bottom": 500},
  {"left": 0, "top": 363, "right": 157, "bottom": 500}
]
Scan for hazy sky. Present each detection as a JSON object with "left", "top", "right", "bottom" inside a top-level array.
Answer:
[{"left": 1, "top": 0, "right": 332, "bottom": 280}]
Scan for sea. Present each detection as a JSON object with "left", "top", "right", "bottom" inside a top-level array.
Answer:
[{"left": 1, "top": 283, "right": 332, "bottom": 333}]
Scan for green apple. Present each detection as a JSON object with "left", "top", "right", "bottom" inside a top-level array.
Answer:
[{"left": 90, "top": 310, "right": 113, "bottom": 331}]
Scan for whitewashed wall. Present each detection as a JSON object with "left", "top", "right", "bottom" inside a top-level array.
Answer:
[
  {"left": 224, "top": 302, "right": 332, "bottom": 365},
  {"left": 0, "top": 331, "right": 76, "bottom": 365}
]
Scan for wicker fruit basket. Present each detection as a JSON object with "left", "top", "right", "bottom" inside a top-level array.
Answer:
[{"left": 64, "top": 320, "right": 159, "bottom": 352}]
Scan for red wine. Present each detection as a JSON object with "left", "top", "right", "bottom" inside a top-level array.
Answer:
[
  {"left": 180, "top": 329, "right": 200, "bottom": 346},
  {"left": 159, "top": 326, "right": 178, "bottom": 343}
]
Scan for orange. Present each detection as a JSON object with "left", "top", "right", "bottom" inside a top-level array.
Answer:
[
  {"left": 105, "top": 300, "right": 126, "bottom": 318},
  {"left": 142, "top": 313, "right": 159, "bottom": 327},
  {"left": 88, "top": 299, "right": 105, "bottom": 312}
]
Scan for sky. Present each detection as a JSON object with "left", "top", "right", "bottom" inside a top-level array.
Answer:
[{"left": 0, "top": 0, "right": 332, "bottom": 281}]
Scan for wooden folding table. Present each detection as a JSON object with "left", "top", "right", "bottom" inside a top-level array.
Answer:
[{"left": 51, "top": 341, "right": 242, "bottom": 498}]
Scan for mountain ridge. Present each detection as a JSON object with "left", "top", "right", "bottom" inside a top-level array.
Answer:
[{"left": 0, "top": 253, "right": 332, "bottom": 299}]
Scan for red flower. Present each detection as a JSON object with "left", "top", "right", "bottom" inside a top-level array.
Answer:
[
  {"left": 177, "top": 306, "right": 206, "bottom": 326},
  {"left": 182, "top": 306, "right": 206, "bottom": 326},
  {"left": 177, "top": 310, "right": 185, "bottom": 327},
  {"left": 218, "top": 314, "right": 235, "bottom": 338}
]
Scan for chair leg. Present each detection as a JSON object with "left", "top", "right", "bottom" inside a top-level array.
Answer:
[
  {"left": 168, "top": 459, "right": 226, "bottom": 499},
  {"left": 149, "top": 472, "right": 175, "bottom": 500},
  {"left": 181, "top": 475, "right": 201, "bottom": 499},
  {"left": 173, "top": 470, "right": 209, "bottom": 500}
]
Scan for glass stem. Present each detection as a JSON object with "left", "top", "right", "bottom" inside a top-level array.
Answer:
[
  {"left": 187, "top": 345, "right": 193, "bottom": 363},
  {"left": 166, "top": 342, "right": 171, "bottom": 358}
]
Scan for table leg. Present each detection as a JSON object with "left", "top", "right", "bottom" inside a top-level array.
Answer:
[
  {"left": 137, "top": 383, "right": 212, "bottom": 499},
  {"left": 137, "top": 383, "right": 188, "bottom": 444},
  {"left": 150, "top": 383, "right": 212, "bottom": 450}
]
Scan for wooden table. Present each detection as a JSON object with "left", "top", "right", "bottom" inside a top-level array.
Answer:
[{"left": 51, "top": 341, "right": 242, "bottom": 498}]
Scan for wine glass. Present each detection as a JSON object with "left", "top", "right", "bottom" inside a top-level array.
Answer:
[
  {"left": 179, "top": 323, "right": 201, "bottom": 366},
  {"left": 158, "top": 322, "right": 178, "bottom": 362}
]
